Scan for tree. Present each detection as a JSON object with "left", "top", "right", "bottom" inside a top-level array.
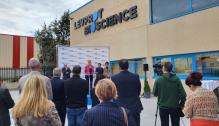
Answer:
[
  {"left": 52, "top": 11, "right": 70, "bottom": 45},
  {"left": 35, "top": 11, "right": 70, "bottom": 77}
]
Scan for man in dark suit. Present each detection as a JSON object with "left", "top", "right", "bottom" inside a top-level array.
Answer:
[
  {"left": 95, "top": 63, "right": 104, "bottom": 75},
  {"left": 0, "top": 79, "right": 15, "bottom": 126},
  {"left": 51, "top": 68, "right": 66, "bottom": 126},
  {"left": 111, "top": 59, "right": 143, "bottom": 126},
  {"left": 64, "top": 65, "right": 89, "bottom": 126},
  {"left": 62, "top": 64, "right": 71, "bottom": 80}
]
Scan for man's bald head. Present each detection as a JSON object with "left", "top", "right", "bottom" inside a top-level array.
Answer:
[{"left": 28, "top": 58, "right": 41, "bottom": 71}]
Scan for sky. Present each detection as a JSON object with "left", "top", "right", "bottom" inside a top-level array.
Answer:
[{"left": 0, "top": 0, "right": 91, "bottom": 36}]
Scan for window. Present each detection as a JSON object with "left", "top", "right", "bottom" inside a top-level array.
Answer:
[
  {"left": 196, "top": 52, "right": 219, "bottom": 77},
  {"left": 151, "top": 0, "right": 219, "bottom": 23},
  {"left": 111, "top": 63, "right": 120, "bottom": 75},
  {"left": 174, "top": 57, "right": 192, "bottom": 75},
  {"left": 154, "top": 57, "right": 171, "bottom": 65},
  {"left": 153, "top": 51, "right": 219, "bottom": 80},
  {"left": 192, "top": 0, "right": 219, "bottom": 10},
  {"left": 153, "top": 57, "right": 171, "bottom": 76},
  {"left": 110, "top": 58, "right": 146, "bottom": 77},
  {"left": 129, "top": 61, "right": 138, "bottom": 74},
  {"left": 151, "top": 0, "right": 189, "bottom": 23},
  {"left": 135, "top": 60, "right": 145, "bottom": 77}
]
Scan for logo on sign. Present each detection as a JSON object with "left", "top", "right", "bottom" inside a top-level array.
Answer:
[{"left": 73, "top": 5, "right": 138, "bottom": 35}]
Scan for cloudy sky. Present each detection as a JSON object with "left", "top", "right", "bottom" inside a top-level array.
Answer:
[{"left": 0, "top": 0, "right": 91, "bottom": 36}]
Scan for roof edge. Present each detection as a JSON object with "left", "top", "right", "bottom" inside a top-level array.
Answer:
[
  {"left": 70, "top": 0, "right": 93, "bottom": 15},
  {"left": 0, "top": 33, "right": 35, "bottom": 38}
]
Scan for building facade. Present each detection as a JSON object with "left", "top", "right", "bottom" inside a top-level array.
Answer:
[
  {"left": 0, "top": 34, "right": 38, "bottom": 68},
  {"left": 70, "top": 0, "right": 219, "bottom": 91}
]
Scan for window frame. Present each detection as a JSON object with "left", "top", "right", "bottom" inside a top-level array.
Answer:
[
  {"left": 153, "top": 51, "right": 219, "bottom": 80},
  {"left": 173, "top": 54, "right": 196, "bottom": 78},
  {"left": 150, "top": 0, "right": 219, "bottom": 24},
  {"left": 110, "top": 58, "right": 146, "bottom": 79}
]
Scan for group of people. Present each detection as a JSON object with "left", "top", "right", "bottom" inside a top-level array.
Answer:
[
  {"left": 0, "top": 58, "right": 218, "bottom": 126},
  {"left": 62, "top": 60, "right": 110, "bottom": 81},
  {"left": 57, "top": 59, "right": 142, "bottom": 126},
  {"left": 153, "top": 62, "right": 219, "bottom": 126},
  {"left": 0, "top": 58, "right": 142, "bottom": 126}
]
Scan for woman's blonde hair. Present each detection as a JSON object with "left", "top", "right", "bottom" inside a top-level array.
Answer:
[
  {"left": 95, "top": 79, "right": 117, "bottom": 101},
  {"left": 12, "top": 75, "right": 53, "bottom": 118}
]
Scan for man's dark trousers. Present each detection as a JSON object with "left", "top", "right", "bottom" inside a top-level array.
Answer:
[
  {"left": 85, "top": 75, "right": 93, "bottom": 89},
  {"left": 132, "top": 112, "right": 140, "bottom": 126},
  {"left": 159, "top": 108, "right": 180, "bottom": 126}
]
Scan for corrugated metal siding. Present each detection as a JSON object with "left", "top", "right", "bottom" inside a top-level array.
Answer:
[
  {"left": 0, "top": 34, "right": 13, "bottom": 67},
  {"left": 0, "top": 34, "right": 37, "bottom": 68},
  {"left": 20, "top": 36, "right": 27, "bottom": 68}
]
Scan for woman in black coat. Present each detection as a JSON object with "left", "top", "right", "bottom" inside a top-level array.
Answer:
[{"left": 0, "top": 80, "right": 15, "bottom": 126}]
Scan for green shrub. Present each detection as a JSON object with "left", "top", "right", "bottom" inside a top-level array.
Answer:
[{"left": 144, "top": 78, "right": 151, "bottom": 92}]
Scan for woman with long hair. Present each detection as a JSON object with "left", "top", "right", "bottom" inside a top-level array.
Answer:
[
  {"left": 183, "top": 72, "right": 219, "bottom": 126},
  {"left": 12, "top": 75, "right": 61, "bottom": 126}
]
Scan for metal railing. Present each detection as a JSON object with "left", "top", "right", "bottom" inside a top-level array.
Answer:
[{"left": 0, "top": 68, "right": 30, "bottom": 82}]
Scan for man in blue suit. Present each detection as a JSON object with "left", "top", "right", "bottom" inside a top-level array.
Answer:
[
  {"left": 51, "top": 68, "right": 66, "bottom": 126},
  {"left": 111, "top": 59, "right": 143, "bottom": 126}
]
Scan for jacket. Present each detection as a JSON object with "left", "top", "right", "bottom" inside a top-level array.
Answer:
[
  {"left": 95, "top": 67, "right": 104, "bottom": 74},
  {"left": 14, "top": 106, "right": 61, "bottom": 126},
  {"left": 0, "top": 87, "right": 15, "bottom": 126},
  {"left": 81, "top": 101, "right": 136, "bottom": 126},
  {"left": 64, "top": 75, "right": 89, "bottom": 108},
  {"left": 18, "top": 71, "right": 53, "bottom": 100},
  {"left": 153, "top": 72, "right": 187, "bottom": 108},
  {"left": 111, "top": 70, "right": 143, "bottom": 114},
  {"left": 62, "top": 67, "right": 71, "bottom": 80},
  {"left": 84, "top": 64, "right": 94, "bottom": 76},
  {"left": 51, "top": 77, "right": 65, "bottom": 102}
]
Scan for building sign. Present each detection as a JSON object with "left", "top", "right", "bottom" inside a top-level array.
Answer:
[{"left": 74, "top": 5, "right": 138, "bottom": 35}]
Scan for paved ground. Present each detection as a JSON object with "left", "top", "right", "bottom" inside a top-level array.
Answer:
[{"left": 10, "top": 90, "right": 190, "bottom": 126}]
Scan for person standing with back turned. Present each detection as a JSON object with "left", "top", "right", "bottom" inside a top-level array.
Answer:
[
  {"left": 82, "top": 79, "right": 136, "bottom": 126},
  {"left": 153, "top": 62, "right": 187, "bottom": 126},
  {"left": 111, "top": 59, "right": 143, "bottom": 126},
  {"left": 183, "top": 72, "right": 219, "bottom": 126},
  {"left": 51, "top": 68, "right": 66, "bottom": 126},
  {"left": 65, "top": 65, "right": 89, "bottom": 126},
  {"left": 0, "top": 78, "right": 15, "bottom": 126},
  {"left": 18, "top": 58, "right": 53, "bottom": 100}
]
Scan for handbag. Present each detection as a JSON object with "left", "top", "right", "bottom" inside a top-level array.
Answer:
[{"left": 121, "top": 107, "right": 128, "bottom": 126}]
